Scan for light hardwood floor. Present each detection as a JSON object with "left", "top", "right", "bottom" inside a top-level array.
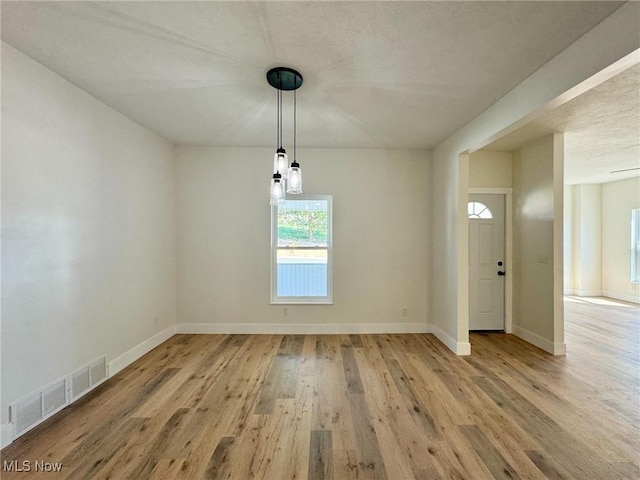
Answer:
[{"left": 1, "top": 297, "right": 638, "bottom": 479}]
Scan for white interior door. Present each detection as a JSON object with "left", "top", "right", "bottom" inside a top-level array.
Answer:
[{"left": 469, "top": 194, "right": 505, "bottom": 331}]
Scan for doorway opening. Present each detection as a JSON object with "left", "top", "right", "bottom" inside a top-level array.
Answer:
[{"left": 468, "top": 189, "right": 513, "bottom": 333}]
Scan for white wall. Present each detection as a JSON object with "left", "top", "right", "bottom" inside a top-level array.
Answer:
[
  {"left": 469, "top": 151, "right": 512, "bottom": 188},
  {"left": 564, "top": 184, "right": 575, "bottom": 292},
  {"left": 431, "top": 3, "right": 638, "bottom": 354},
  {"left": 564, "top": 178, "right": 639, "bottom": 303},
  {"left": 431, "top": 152, "right": 469, "bottom": 353},
  {"left": 1, "top": 44, "right": 177, "bottom": 428},
  {"left": 512, "top": 134, "right": 565, "bottom": 354},
  {"left": 565, "top": 184, "right": 603, "bottom": 296},
  {"left": 602, "top": 177, "right": 640, "bottom": 303},
  {"left": 176, "top": 147, "right": 430, "bottom": 331},
  {"left": 468, "top": 150, "right": 514, "bottom": 334}
]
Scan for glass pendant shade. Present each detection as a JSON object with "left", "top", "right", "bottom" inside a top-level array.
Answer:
[
  {"left": 270, "top": 173, "right": 285, "bottom": 205},
  {"left": 287, "top": 161, "right": 302, "bottom": 194},
  {"left": 274, "top": 148, "right": 288, "bottom": 178}
]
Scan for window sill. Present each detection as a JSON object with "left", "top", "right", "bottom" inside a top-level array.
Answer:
[{"left": 271, "top": 300, "right": 334, "bottom": 305}]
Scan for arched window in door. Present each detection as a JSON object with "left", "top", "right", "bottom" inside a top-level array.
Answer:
[{"left": 467, "top": 201, "right": 493, "bottom": 219}]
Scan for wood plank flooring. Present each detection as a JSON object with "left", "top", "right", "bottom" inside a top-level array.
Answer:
[{"left": 2, "top": 297, "right": 638, "bottom": 479}]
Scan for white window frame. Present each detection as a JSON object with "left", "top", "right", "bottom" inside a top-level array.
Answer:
[
  {"left": 271, "top": 194, "right": 333, "bottom": 304},
  {"left": 632, "top": 209, "right": 640, "bottom": 283}
]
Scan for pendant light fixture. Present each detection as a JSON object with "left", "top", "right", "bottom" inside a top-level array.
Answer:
[
  {"left": 273, "top": 87, "right": 288, "bottom": 179},
  {"left": 287, "top": 88, "right": 302, "bottom": 194},
  {"left": 270, "top": 171, "right": 285, "bottom": 205},
  {"left": 267, "top": 67, "right": 303, "bottom": 204}
]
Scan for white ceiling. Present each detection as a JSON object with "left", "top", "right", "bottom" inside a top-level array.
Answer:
[
  {"left": 483, "top": 63, "right": 639, "bottom": 185},
  {"left": 1, "top": 1, "right": 627, "bottom": 154}
]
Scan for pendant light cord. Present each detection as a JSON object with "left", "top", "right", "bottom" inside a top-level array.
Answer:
[
  {"left": 279, "top": 88, "right": 282, "bottom": 148},
  {"left": 278, "top": 74, "right": 283, "bottom": 149},
  {"left": 293, "top": 88, "right": 296, "bottom": 160},
  {"left": 277, "top": 87, "right": 281, "bottom": 149}
]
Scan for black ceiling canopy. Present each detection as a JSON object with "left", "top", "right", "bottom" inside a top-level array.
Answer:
[{"left": 267, "top": 67, "right": 303, "bottom": 91}]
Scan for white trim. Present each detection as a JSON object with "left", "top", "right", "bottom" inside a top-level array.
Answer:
[
  {"left": 468, "top": 188, "right": 513, "bottom": 194},
  {"left": 178, "top": 322, "right": 474, "bottom": 356},
  {"left": 554, "top": 343, "right": 567, "bottom": 356},
  {"left": 565, "top": 290, "right": 640, "bottom": 304},
  {"left": 108, "top": 325, "right": 177, "bottom": 377},
  {"left": 176, "top": 322, "right": 471, "bottom": 355},
  {"left": 512, "top": 324, "right": 566, "bottom": 356},
  {"left": 271, "top": 194, "right": 333, "bottom": 304},
  {"left": 571, "top": 289, "right": 603, "bottom": 297},
  {"left": 2, "top": 422, "right": 13, "bottom": 449},
  {"left": 175, "top": 322, "right": 428, "bottom": 335},
  {"left": 270, "top": 301, "right": 334, "bottom": 305},
  {"left": 467, "top": 188, "right": 513, "bottom": 334},
  {"left": 427, "top": 324, "right": 471, "bottom": 356},
  {"left": 553, "top": 134, "right": 566, "bottom": 354},
  {"left": 602, "top": 291, "right": 640, "bottom": 305}
]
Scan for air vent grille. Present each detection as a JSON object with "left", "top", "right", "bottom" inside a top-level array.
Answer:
[
  {"left": 89, "top": 358, "right": 107, "bottom": 386},
  {"left": 43, "top": 380, "right": 67, "bottom": 416},
  {"left": 15, "top": 392, "right": 43, "bottom": 436},
  {"left": 72, "top": 368, "right": 90, "bottom": 399},
  {"left": 10, "top": 355, "right": 108, "bottom": 443}
]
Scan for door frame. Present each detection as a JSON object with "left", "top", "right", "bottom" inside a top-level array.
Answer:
[{"left": 468, "top": 187, "right": 513, "bottom": 333}]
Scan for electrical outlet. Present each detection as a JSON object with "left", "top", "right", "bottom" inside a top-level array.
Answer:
[
  {"left": 283, "top": 307, "right": 288, "bottom": 316},
  {"left": 153, "top": 316, "right": 158, "bottom": 326},
  {"left": 537, "top": 255, "right": 549, "bottom": 264},
  {"left": 401, "top": 307, "right": 408, "bottom": 317}
]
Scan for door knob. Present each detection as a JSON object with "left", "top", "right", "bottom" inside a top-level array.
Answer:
[{"left": 497, "top": 271, "right": 505, "bottom": 276}]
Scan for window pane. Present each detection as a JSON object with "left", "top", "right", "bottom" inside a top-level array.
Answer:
[
  {"left": 277, "top": 249, "right": 328, "bottom": 296},
  {"left": 467, "top": 201, "right": 492, "bottom": 219},
  {"left": 277, "top": 200, "right": 328, "bottom": 247}
]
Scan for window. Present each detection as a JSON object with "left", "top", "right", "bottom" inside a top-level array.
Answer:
[
  {"left": 632, "top": 209, "right": 640, "bottom": 283},
  {"left": 467, "top": 201, "right": 493, "bottom": 219},
  {"left": 271, "top": 195, "right": 332, "bottom": 303}
]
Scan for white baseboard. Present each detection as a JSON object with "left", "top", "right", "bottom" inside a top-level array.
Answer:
[
  {"left": 108, "top": 325, "right": 177, "bottom": 377},
  {"left": 602, "top": 290, "right": 640, "bottom": 305},
  {"left": 1, "top": 422, "right": 13, "bottom": 449},
  {"left": 176, "top": 322, "right": 474, "bottom": 355},
  {"left": 176, "top": 322, "right": 428, "bottom": 335},
  {"left": 426, "top": 324, "right": 471, "bottom": 356},
  {"left": 572, "top": 289, "right": 603, "bottom": 297},
  {"left": 512, "top": 324, "right": 566, "bottom": 355}
]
